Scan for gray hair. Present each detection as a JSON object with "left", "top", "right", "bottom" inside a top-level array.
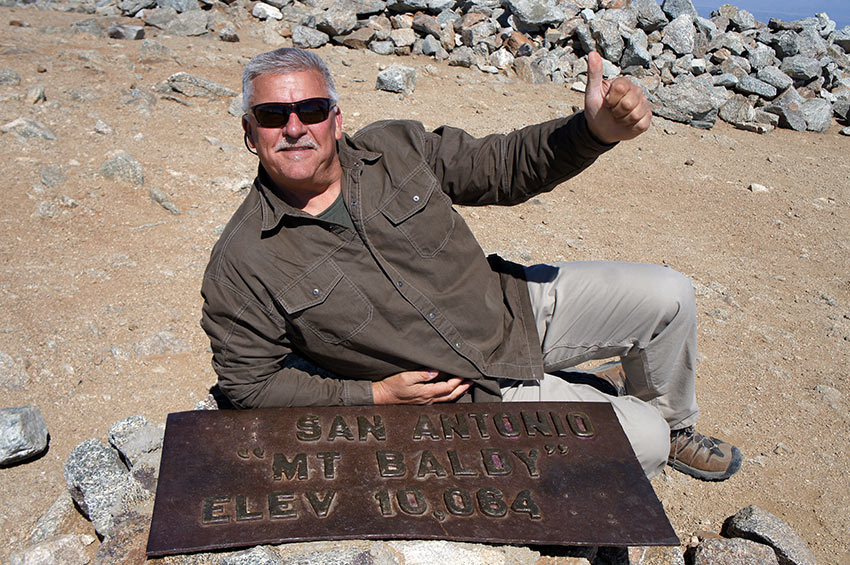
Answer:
[{"left": 241, "top": 48, "right": 338, "bottom": 113}]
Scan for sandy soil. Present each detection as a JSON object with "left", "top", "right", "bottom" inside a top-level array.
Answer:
[{"left": 1, "top": 5, "right": 848, "bottom": 563}]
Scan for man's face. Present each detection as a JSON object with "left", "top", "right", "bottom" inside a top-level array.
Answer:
[{"left": 242, "top": 70, "right": 343, "bottom": 195}]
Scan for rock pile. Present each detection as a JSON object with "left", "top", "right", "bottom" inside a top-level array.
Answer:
[
  {"left": 5, "top": 405, "right": 822, "bottom": 564},
  {"left": 30, "top": 0, "right": 849, "bottom": 134}
]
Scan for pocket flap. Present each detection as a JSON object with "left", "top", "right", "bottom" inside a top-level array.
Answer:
[
  {"left": 276, "top": 260, "right": 343, "bottom": 314},
  {"left": 380, "top": 166, "right": 438, "bottom": 225}
]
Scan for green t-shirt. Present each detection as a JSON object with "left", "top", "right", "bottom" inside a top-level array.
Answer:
[{"left": 316, "top": 192, "right": 354, "bottom": 231}]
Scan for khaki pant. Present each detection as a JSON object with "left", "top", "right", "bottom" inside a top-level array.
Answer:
[{"left": 500, "top": 261, "right": 700, "bottom": 479}]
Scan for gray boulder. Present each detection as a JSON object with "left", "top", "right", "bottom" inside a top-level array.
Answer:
[
  {"left": 801, "top": 98, "right": 833, "bottom": 132},
  {"left": 650, "top": 77, "right": 728, "bottom": 128},
  {"left": 118, "top": 0, "right": 156, "bottom": 16},
  {"left": 252, "top": 2, "right": 283, "bottom": 20},
  {"left": 64, "top": 439, "right": 151, "bottom": 535},
  {"left": 693, "top": 537, "right": 779, "bottom": 565},
  {"left": 762, "top": 88, "right": 808, "bottom": 130},
  {"left": 590, "top": 18, "right": 624, "bottom": 63},
  {"left": 661, "top": 0, "right": 697, "bottom": 20},
  {"left": 662, "top": 14, "right": 695, "bottom": 56},
  {"left": 780, "top": 55, "right": 822, "bottom": 81},
  {"left": 376, "top": 65, "right": 417, "bottom": 94},
  {"left": 292, "top": 25, "right": 330, "bottom": 48},
  {"left": 0, "top": 406, "right": 49, "bottom": 465},
  {"left": 157, "top": 0, "right": 200, "bottom": 11},
  {"left": 630, "top": 0, "right": 667, "bottom": 32},
  {"left": 771, "top": 30, "right": 800, "bottom": 58},
  {"left": 107, "top": 24, "right": 145, "bottom": 39},
  {"left": 736, "top": 75, "right": 777, "bottom": 98},
  {"left": 725, "top": 505, "right": 817, "bottom": 565},
  {"left": 108, "top": 415, "right": 164, "bottom": 468},
  {"left": 833, "top": 99, "right": 850, "bottom": 123},
  {"left": 747, "top": 42, "right": 775, "bottom": 69},
  {"left": 166, "top": 72, "right": 237, "bottom": 97},
  {"left": 834, "top": 26, "right": 850, "bottom": 52},
  {"left": 317, "top": 6, "right": 358, "bottom": 36},
  {"left": 163, "top": 9, "right": 210, "bottom": 36},
  {"left": 503, "top": 0, "right": 566, "bottom": 27},
  {"left": 758, "top": 65, "right": 794, "bottom": 91}
]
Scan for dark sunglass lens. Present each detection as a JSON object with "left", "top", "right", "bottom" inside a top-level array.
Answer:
[
  {"left": 295, "top": 100, "right": 331, "bottom": 124},
  {"left": 254, "top": 105, "right": 290, "bottom": 127}
]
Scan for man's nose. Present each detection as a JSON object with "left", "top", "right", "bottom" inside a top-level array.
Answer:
[{"left": 283, "top": 112, "right": 308, "bottom": 137}]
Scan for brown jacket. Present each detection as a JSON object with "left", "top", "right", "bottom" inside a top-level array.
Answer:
[{"left": 201, "top": 112, "right": 613, "bottom": 408}]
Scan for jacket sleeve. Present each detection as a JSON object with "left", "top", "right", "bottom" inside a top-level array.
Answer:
[
  {"left": 200, "top": 274, "right": 374, "bottom": 408},
  {"left": 424, "top": 111, "right": 616, "bottom": 206}
]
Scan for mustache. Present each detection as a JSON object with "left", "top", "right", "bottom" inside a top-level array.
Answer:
[{"left": 274, "top": 138, "right": 317, "bottom": 151}]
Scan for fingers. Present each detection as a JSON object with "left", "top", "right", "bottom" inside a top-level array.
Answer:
[
  {"left": 585, "top": 51, "right": 604, "bottom": 98},
  {"left": 603, "top": 77, "right": 653, "bottom": 133}
]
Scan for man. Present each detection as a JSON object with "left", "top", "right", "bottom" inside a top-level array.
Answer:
[{"left": 201, "top": 47, "right": 742, "bottom": 482}]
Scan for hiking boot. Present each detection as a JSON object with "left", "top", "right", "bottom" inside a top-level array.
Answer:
[{"left": 668, "top": 426, "right": 742, "bottom": 481}]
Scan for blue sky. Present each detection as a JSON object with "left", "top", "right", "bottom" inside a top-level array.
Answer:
[{"left": 682, "top": 1, "right": 850, "bottom": 29}]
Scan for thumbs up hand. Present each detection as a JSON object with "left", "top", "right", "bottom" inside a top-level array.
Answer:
[{"left": 584, "top": 51, "right": 652, "bottom": 144}]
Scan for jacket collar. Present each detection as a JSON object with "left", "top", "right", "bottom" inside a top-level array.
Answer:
[{"left": 255, "top": 135, "right": 382, "bottom": 233}]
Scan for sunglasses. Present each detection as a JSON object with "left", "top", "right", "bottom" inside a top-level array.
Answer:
[{"left": 248, "top": 98, "right": 335, "bottom": 128}]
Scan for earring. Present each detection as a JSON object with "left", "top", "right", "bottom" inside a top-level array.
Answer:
[{"left": 244, "top": 132, "right": 258, "bottom": 156}]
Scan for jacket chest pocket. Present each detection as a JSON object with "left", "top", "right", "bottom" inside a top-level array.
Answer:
[
  {"left": 275, "top": 260, "right": 373, "bottom": 345},
  {"left": 380, "top": 165, "right": 456, "bottom": 258}
]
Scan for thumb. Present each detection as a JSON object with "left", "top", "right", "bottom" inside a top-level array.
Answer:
[{"left": 585, "top": 51, "right": 605, "bottom": 109}]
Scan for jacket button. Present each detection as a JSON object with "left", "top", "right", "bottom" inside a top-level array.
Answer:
[
  {"left": 312, "top": 288, "right": 320, "bottom": 296},
  {"left": 412, "top": 195, "right": 420, "bottom": 202}
]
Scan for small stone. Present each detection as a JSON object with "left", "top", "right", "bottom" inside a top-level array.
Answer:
[
  {"left": 376, "top": 65, "right": 417, "bottom": 94},
  {"left": 252, "top": 2, "right": 283, "bottom": 20},
  {"left": 749, "top": 183, "right": 770, "bottom": 193},
  {"left": 841, "top": 126, "right": 850, "bottom": 136},
  {"left": 0, "top": 406, "right": 49, "bottom": 465},
  {"left": 149, "top": 188, "right": 181, "bottom": 215},
  {"left": 99, "top": 151, "right": 144, "bottom": 186},
  {"left": 219, "top": 23, "right": 239, "bottom": 43},
  {"left": 693, "top": 537, "right": 779, "bottom": 565},
  {"left": 0, "top": 68, "right": 22, "bottom": 85},
  {"left": 773, "top": 442, "right": 793, "bottom": 455},
  {"left": 0, "top": 351, "right": 29, "bottom": 390},
  {"left": 108, "top": 415, "right": 163, "bottom": 468},
  {"left": 94, "top": 120, "right": 113, "bottom": 134},
  {"left": 28, "top": 493, "right": 76, "bottom": 544},
  {"left": 291, "top": 25, "right": 330, "bottom": 49},
  {"left": 24, "top": 85, "right": 46, "bottom": 105},
  {"left": 8, "top": 534, "right": 90, "bottom": 565},
  {"left": 106, "top": 24, "right": 145, "bottom": 40},
  {"left": 139, "top": 39, "right": 176, "bottom": 63},
  {"left": 724, "top": 505, "right": 817, "bottom": 565},
  {"left": 166, "top": 72, "right": 236, "bottom": 98},
  {"left": 1, "top": 118, "right": 56, "bottom": 140}
]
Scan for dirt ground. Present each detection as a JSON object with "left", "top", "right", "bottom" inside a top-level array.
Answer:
[{"left": 1, "top": 5, "right": 848, "bottom": 563}]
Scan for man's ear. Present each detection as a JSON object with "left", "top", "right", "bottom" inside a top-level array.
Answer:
[
  {"left": 333, "top": 107, "right": 343, "bottom": 141},
  {"left": 242, "top": 115, "right": 256, "bottom": 149}
]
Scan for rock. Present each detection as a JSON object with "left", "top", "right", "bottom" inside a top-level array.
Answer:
[
  {"left": 762, "top": 88, "right": 808, "bottom": 131},
  {"left": 0, "top": 68, "right": 22, "bottom": 85},
  {"left": 118, "top": 0, "right": 155, "bottom": 16},
  {"left": 0, "top": 352, "right": 29, "bottom": 391},
  {"left": 99, "top": 151, "right": 144, "bottom": 186},
  {"left": 40, "top": 164, "right": 66, "bottom": 188},
  {"left": 780, "top": 55, "right": 822, "bottom": 82},
  {"left": 748, "top": 183, "right": 770, "bottom": 192},
  {"left": 252, "top": 2, "right": 283, "bottom": 20},
  {"left": 661, "top": 0, "right": 697, "bottom": 20},
  {"left": 842, "top": 126, "right": 850, "bottom": 135},
  {"left": 163, "top": 10, "right": 210, "bottom": 36},
  {"left": 725, "top": 505, "right": 817, "bottom": 565},
  {"left": 93, "top": 511, "right": 152, "bottom": 565},
  {"left": 834, "top": 26, "right": 850, "bottom": 52},
  {"left": 158, "top": 0, "right": 200, "bottom": 12},
  {"left": 0, "top": 118, "right": 56, "bottom": 140},
  {"left": 504, "top": 0, "right": 566, "bottom": 27},
  {"left": 64, "top": 439, "right": 151, "bottom": 536},
  {"left": 590, "top": 18, "right": 624, "bottom": 62},
  {"left": 376, "top": 65, "right": 417, "bottom": 94},
  {"left": 651, "top": 77, "right": 728, "bottom": 128},
  {"left": 8, "top": 534, "right": 90, "bottom": 565},
  {"left": 218, "top": 546, "right": 282, "bottom": 564},
  {"left": 736, "top": 75, "right": 777, "bottom": 98},
  {"left": 719, "top": 93, "right": 756, "bottom": 125},
  {"left": 663, "top": 14, "right": 695, "bottom": 56},
  {"left": 106, "top": 24, "right": 145, "bottom": 39},
  {"left": 108, "top": 415, "right": 163, "bottom": 468},
  {"left": 0, "top": 406, "right": 49, "bottom": 465},
  {"left": 747, "top": 43, "right": 775, "bottom": 70},
  {"left": 391, "top": 27, "right": 418, "bottom": 47},
  {"left": 340, "top": 27, "right": 375, "bottom": 49},
  {"left": 139, "top": 39, "right": 176, "bottom": 63},
  {"left": 833, "top": 99, "right": 850, "bottom": 123},
  {"left": 28, "top": 493, "right": 77, "bottom": 544},
  {"left": 758, "top": 66, "right": 794, "bottom": 91},
  {"left": 24, "top": 84, "right": 46, "bottom": 104},
  {"left": 149, "top": 187, "right": 181, "bottom": 214},
  {"left": 693, "top": 537, "right": 779, "bottom": 564},
  {"left": 132, "top": 330, "right": 191, "bottom": 356},
  {"left": 292, "top": 25, "right": 330, "bottom": 49},
  {"left": 94, "top": 119, "right": 113, "bottom": 134},
  {"left": 801, "top": 98, "right": 833, "bottom": 132},
  {"left": 621, "top": 42, "right": 652, "bottom": 68},
  {"left": 317, "top": 6, "right": 358, "bottom": 36},
  {"left": 219, "top": 23, "right": 239, "bottom": 42},
  {"left": 166, "top": 72, "right": 236, "bottom": 97},
  {"left": 630, "top": 0, "right": 667, "bottom": 32}
]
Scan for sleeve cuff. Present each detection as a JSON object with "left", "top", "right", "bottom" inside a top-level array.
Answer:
[{"left": 343, "top": 379, "right": 375, "bottom": 405}]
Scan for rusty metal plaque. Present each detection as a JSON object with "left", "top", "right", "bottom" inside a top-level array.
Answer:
[{"left": 146, "top": 402, "right": 677, "bottom": 556}]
